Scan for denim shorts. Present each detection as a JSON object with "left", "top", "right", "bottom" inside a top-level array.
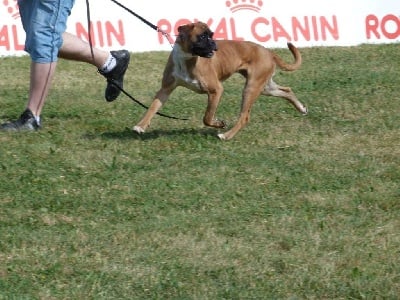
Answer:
[{"left": 18, "top": 0, "right": 75, "bottom": 63}]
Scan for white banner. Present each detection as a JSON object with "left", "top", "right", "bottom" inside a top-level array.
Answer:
[{"left": 0, "top": 0, "right": 399, "bottom": 56}]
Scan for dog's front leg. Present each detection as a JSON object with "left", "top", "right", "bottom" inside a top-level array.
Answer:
[
  {"left": 133, "top": 88, "right": 172, "bottom": 134},
  {"left": 203, "top": 87, "right": 226, "bottom": 129}
]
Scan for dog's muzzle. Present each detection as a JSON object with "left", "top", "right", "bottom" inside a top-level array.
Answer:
[{"left": 191, "top": 34, "right": 218, "bottom": 58}]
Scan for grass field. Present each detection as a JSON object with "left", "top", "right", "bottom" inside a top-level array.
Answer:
[{"left": 0, "top": 43, "right": 399, "bottom": 299}]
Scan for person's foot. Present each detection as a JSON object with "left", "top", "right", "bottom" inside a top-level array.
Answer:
[
  {"left": 99, "top": 50, "right": 130, "bottom": 102},
  {"left": 1, "top": 109, "right": 41, "bottom": 131}
]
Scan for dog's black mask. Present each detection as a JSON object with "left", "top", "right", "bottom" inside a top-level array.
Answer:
[{"left": 190, "top": 31, "right": 217, "bottom": 58}]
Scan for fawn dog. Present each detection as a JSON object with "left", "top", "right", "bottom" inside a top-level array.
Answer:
[{"left": 133, "top": 21, "right": 307, "bottom": 140}]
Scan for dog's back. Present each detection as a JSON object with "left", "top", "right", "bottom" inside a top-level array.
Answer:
[{"left": 205, "top": 40, "right": 300, "bottom": 81}]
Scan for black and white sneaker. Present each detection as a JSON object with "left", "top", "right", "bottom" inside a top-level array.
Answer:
[
  {"left": 1, "top": 109, "right": 41, "bottom": 131},
  {"left": 99, "top": 50, "right": 130, "bottom": 102}
]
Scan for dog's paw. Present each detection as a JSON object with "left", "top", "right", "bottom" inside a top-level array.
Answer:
[
  {"left": 133, "top": 125, "right": 145, "bottom": 134},
  {"left": 217, "top": 133, "right": 227, "bottom": 140},
  {"left": 302, "top": 106, "right": 308, "bottom": 115}
]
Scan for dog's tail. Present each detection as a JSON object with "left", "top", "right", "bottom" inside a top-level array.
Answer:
[{"left": 273, "top": 42, "right": 302, "bottom": 71}]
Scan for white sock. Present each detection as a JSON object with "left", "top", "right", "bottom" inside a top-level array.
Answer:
[
  {"left": 100, "top": 54, "right": 117, "bottom": 73},
  {"left": 35, "top": 115, "right": 41, "bottom": 124}
]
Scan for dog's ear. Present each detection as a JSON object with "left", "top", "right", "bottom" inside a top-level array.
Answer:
[
  {"left": 177, "top": 24, "right": 185, "bottom": 34},
  {"left": 178, "top": 23, "right": 195, "bottom": 33},
  {"left": 177, "top": 23, "right": 195, "bottom": 41}
]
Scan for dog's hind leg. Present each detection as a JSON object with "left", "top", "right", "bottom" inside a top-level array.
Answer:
[
  {"left": 218, "top": 80, "right": 262, "bottom": 141},
  {"left": 262, "top": 78, "right": 308, "bottom": 114}
]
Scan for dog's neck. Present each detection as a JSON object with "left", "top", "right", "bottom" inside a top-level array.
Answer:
[
  {"left": 172, "top": 43, "right": 196, "bottom": 62},
  {"left": 171, "top": 43, "right": 201, "bottom": 91}
]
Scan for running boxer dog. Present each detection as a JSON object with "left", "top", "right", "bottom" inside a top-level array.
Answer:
[{"left": 133, "top": 21, "right": 307, "bottom": 140}]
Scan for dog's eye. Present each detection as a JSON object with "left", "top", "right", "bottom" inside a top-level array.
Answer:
[{"left": 199, "top": 33, "right": 209, "bottom": 40}]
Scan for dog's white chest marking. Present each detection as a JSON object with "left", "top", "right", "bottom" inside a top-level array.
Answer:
[{"left": 172, "top": 45, "right": 202, "bottom": 91}]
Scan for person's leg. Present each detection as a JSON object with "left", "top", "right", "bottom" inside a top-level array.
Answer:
[
  {"left": 1, "top": 0, "right": 72, "bottom": 130},
  {"left": 27, "top": 62, "right": 57, "bottom": 119},
  {"left": 2, "top": 0, "right": 130, "bottom": 131},
  {"left": 25, "top": 0, "right": 75, "bottom": 119},
  {"left": 58, "top": 31, "right": 131, "bottom": 102},
  {"left": 59, "top": 32, "right": 109, "bottom": 67}
]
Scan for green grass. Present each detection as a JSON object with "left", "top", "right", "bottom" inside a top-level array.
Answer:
[{"left": 1, "top": 43, "right": 399, "bottom": 299}]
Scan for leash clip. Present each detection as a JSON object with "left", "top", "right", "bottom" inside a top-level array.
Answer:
[{"left": 157, "top": 28, "right": 175, "bottom": 48}]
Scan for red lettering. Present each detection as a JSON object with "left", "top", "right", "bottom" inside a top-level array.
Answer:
[
  {"left": 205, "top": 18, "right": 244, "bottom": 40},
  {"left": 251, "top": 17, "right": 271, "bottom": 42},
  {"left": 96, "top": 21, "right": 104, "bottom": 47},
  {"left": 366, "top": 14, "right": 380, "bottom": 38},
  {"left": 292, "top": 17, "right": 311, "bottom": 41},
  {"left": 229, "top": 18, "right": 244, "bottom": 41},
  {"left": 156, "top": 15, "right": 340, "bottom": 46},
  {"left": 174, "top": 19, "right": 193, "bottom": 31},
  {"left": 380, "top": 14, "right": 400, "bottom": 39},
  {"left": 272, "top": 17, "right": 291, "bottom": 41},
  {"left": 0, "top": 26, "right": 11, "bottom": 51},
  {"left": 0, "top": 25, "right": 24, "bottom": 51},
  {"left": 366, "top": 14, "right": 400, "bottom": 40},
  {"left": 311, "top": 16, "right": 319, "bottom": 40},
  {"left": 156, "top": 20, "right": 173, "bottom": 44},
  {"left": 193, "top": 18, "right": 214, "bottom": 28},
  {"left": 213, "top": 18, "right": 230, "bottom": 40},
  {"left": 320, "top": 16, "right": 339, "bottom": 40},
  {"left": 75, "top": 20, "right": 125, "bottom": 47},
  {"left": 12, "top": 25, "right": 25, "bottom": 50},
  {"left": 293, "top": 16, "right": 339, "bottom": 41},
  {"left": 105, "top": 21, "right": 125, "bottom": 46},
  {"left": 157, "top": 19, "right": 193, "bottom": 44},
  {"left": 157, "top": 18, "right": 243, "bottom": 43},
  {"left": 76, "top": 22, "right": 96, "bottom": 45}
]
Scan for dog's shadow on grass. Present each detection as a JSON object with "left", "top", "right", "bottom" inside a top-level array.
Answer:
[{"left": 86, "top": 127, "right": 219, "bottom": 141}]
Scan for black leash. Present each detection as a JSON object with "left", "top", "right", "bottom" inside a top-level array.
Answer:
[
  {"left": 108, "top": 79, "right": 188, "bottom": 120},
  {"left": 84, "top": 0, "right": 186, "bottom": 120},
  {"left": 108, "top": 0, "right": 175, "bottom": 46},
  {"left": 85, "top": 0, "right": 95, "bottom": 61}
]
